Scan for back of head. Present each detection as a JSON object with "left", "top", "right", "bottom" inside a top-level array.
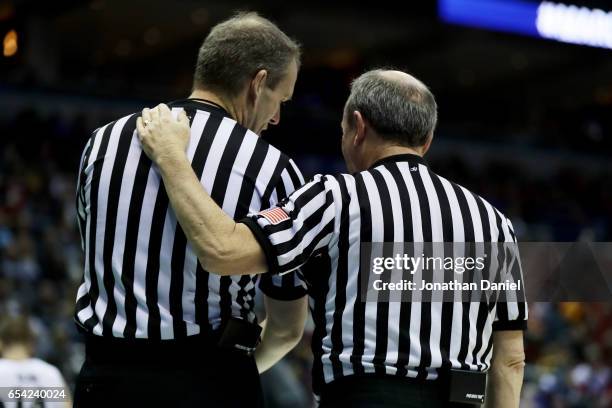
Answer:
[
  {"left": 194, "top": 11, "right": 301, "bottom": 97},
  {"left": 0, "top": 315, "right": 34, "bottom": 350},
  {"left": 344, "top": 69, "right": 438, "bottom": 147}
]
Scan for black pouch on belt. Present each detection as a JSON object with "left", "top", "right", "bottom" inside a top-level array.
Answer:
[
  {"left": 448, "top": 369, "right": 487, "bottom": 405},
  {"left": 217, "top": 317, "right": 262, "bottom": 356}
]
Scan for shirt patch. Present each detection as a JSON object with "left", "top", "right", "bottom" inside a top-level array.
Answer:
[{"left": 259, "top": 207, "right": 290, "bottom": 225}]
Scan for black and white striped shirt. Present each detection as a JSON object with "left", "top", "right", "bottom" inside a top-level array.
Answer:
[
  {"left": 243, "top": 153, "right": 528, "bottom": 394},
  {"left": 75, "top": 99, "right": 307, "bottom": 339}
]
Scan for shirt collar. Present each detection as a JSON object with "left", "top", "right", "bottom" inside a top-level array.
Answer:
[
  {"left": 167, "top": 98, "right": 231, "bottom": 118},
  {"left": 369, "top": 153, "right": 427, "bottom": 170}
]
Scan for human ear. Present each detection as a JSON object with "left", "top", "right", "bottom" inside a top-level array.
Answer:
[
  {"left": 353, "top": 110, "right": 366, "bottom": 146},
  {"left": 248, "top": 69, "right": 268, "bottom": 105}
]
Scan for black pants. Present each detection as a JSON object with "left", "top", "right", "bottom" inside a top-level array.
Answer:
[
  {"left": 74, "top": 333, "right": 263, "bottom": 408},
  {"left": 318, "top": 375, "right": 479, "bottom": 408}
]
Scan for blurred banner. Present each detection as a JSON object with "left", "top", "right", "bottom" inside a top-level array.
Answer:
[{"left": 439, "top": 0, "right": 612, "bottom": 50}]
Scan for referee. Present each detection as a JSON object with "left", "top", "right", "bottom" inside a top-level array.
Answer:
[
  {"left": 73, "top": 12, "right": 308, "bottom": 407},
  {"left": 138, "top": 69, "right": 528, "bottom": 407}
]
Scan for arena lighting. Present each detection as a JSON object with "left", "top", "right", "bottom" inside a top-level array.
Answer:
[
  {"left": 3, "top": 29, "right": 17, "bottom": 57},
  {"left": 537, "top": 2, "right": 612, "bottom": 49},
  {"left": 439, "top": 0, "right": 612, "bottom": 50}
]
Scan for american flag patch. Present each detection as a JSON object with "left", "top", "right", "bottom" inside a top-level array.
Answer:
[{"left": 259, "top": 207, "right": 290, "bottom": 225}]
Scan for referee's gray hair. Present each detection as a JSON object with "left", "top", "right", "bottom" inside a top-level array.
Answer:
[
  {"left": 194, "top": 11, "right": 301, "bottom": 97},
  {"left": 344, "top": 69, "right": 438, "bottom": 147}
]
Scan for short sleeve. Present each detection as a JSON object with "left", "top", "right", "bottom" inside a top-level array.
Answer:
[
  {"left": 493, "top": 218, "right": 528, "bottom": 331},
  {"left": 258, "top": 270, "right": 308, "bottom": 300},
  {"left": 241, "top": 175, "right": 340, "bottom": 275},
  {"left": 257, "top": 158, "right": 310, "bottom": 299}
]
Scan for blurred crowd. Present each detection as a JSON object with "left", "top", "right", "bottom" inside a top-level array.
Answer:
[{"left": 0, "top": 108, "right": 610, "bottom": 407}]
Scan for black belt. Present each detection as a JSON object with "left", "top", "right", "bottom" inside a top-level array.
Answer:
[
  {"left": 320, "top": 371, "right": 486, "bottom": 406},
  {"left": 83, "top": 330, "right": 224, "bottom": 366}
]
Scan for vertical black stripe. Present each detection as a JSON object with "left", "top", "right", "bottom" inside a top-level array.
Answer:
[
  {"left": 428, "top": 171, "right": 455, "bottom": 372},
  {"left": 492, "top": 209, "right": 510, "bottom": 325},
  {"left": 370, "top": 169, "right": 393, "bottom": 375},
  {"left": 75, "top": 287, "right": 91, "bottom": 312},
  {"left": 76, "top": 138, "right": 94, "bottom": 244},
  {"left": 194, "top": 264, "right": 209, "bottom": 330},
  {"left": 144, "top": 186, "right": 169, "bottom": 339},
  {"left": 168, "top": 111, "right": 198, "bottom": 338},
  {"left": 169, "top": 229, "right": 188, "bottom": 337},
  {"left": 410, "top": 169, "right": 432, "bottom": 379},
  {"left": 209, "top": 123, "right": 248, "bottom": 204},
  {"left": 101, "top": 115, "right": 138, "bottom": 334},
  {"left": 328, "top": 175, "right": 350, "bottom": 379},
  {"left": 121, "top": 150, "right": 152, "bottom": 338},
  {"left": 471, "top": 195, "right": 494, "bottom": 369},
  {"left": 234, "top": 140, "right": 273, "bottom": 320},
  {"left": 286, "top": 159, "right": 303, "bottom": 188},
  {"left": 501, "top": 214, "right": 526, "bottom": 322},
  {"left": 235, "top": 139, "right": 270, "bottom": 217},
  {"left": 309, "top": 253, "right": 332, "bottom": 396},
  {"left": 386, "top": 163, "right": 413, "bottom": 377},
  {"left": 452, "top": 183, "right": 474, "bottom": 370},
  {"left": 261, "top": 156, "right": 289, "bottom": 207},
  {"left": 210, "top": 124, "right": 248, "bottom": 324},
  {"left": 273, "top": 173, "right": 287, "bottom": 204},
  {"left": 190, "top": 112, "right": 224, "bottom": 331},
  {"left": 351, "top": 173, "right": 370, "bottom": 376},
  {"left": 84, "top": 123, "right": 114, "bottom": 332}
]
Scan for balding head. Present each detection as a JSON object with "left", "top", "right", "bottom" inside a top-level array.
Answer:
[{"left": 344, "top": 69, "right": 438, "bottom": 147}]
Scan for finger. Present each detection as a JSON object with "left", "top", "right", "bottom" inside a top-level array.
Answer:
[
  {"left": 159, "top": 103, "right": 172, "bottom": 119},
  {"left": 155, "top": 103, "right": 171, "bottom": 122},
  {"left": 178, "top": 109, "right": 189, "bottom": 126},
  {"left": 141, "top": 108, "right": 152, "bottom": 123},
  {"left": 136, "top": 117, "right": 145, "bottom": 138},
  {"left": 150, "top": 105, "right": 160, "bottom": 123}
]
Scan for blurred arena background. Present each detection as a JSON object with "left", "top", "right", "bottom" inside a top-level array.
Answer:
[{"left": 0, "top": 0, "right": 611, "bottom": 406}]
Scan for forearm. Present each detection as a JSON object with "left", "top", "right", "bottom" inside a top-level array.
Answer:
[
  {"left": 155, "top": 154, "right": 241, "bottom": 273},
  {"left": 136, "top": 104, "right": 266, "bottom": 275},
  {"left": 485, "top": 359, "right": 524, "bottom": 408},
  {"left": 255, "top": 322, "right": 301, "bottom": 373},
  {"left": 255, "top": 296, "right": 307, "bottom": 372}
]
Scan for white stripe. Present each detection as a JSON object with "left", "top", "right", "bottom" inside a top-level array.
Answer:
[
  {"left": 92, "top": 116, "right": 129, "bottom": 335},
  {"left": 267, "top": 187, "right": 329, "bottom": 243},
  {"left": 77, "top": 124, "right": 107, "bottom": 332},
  {"left": 158, "top": 212, "right": 176, "bottom": 339},
  {"left": 477, "top": 198, "right": 503, "bottom": 369},
  {"left": 305, "top": 176, "right": 341, "bottom": 383},
  {"left": 360, "top": 172, "right": 383, "bottom": 370},
  {"left": 133, "top": 166, "right": 158, "bottom": 337},
  {"left": 373, "top": 167, "right": 404, "bottom": 371},
  {"left": 276, "top": 216, "right": 335, "bottom": 270},
  {"left": 289, "top": 159, "right": 305, "bottom": 185},
  {"left": 323, "top": 219, "right": 341, "bottom": 384},
  {"left": 418, "top": 166, "right": 444, "bottom": 375},
  {"left": 337, "top": 175, "right": 361, "bottom": 376},
  {"left": 76, "top": 138, "right": 92, "bottom": 239},
  {"left": 110, "top": 129, "right": 141, "bottom": 336},
  {"left": 77, "top": 304, "right": 95, "bottom": 325},
  {"left": 458, "top": 185, "right": 486, "bottom": 369},
  {"left": 221, "top": 131, "right": 257, "bottom": 218},
  {"left": 249, "top": 147, "right": 281, "bottom": 211},
  {"left": 180, "top": 110, "right": 209, "bottom": 330},
  {"left": 438, "top": 176, "right": 466, "bottom": 368},
  {"left": 397, "top": 163, "right": 423, "bottom": 369},
  {"left": 201, "top": 117, "right": 235, "bottom": 192},
  {"left": 199, "top": 117, "right": 236, "bottom": 327}
]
